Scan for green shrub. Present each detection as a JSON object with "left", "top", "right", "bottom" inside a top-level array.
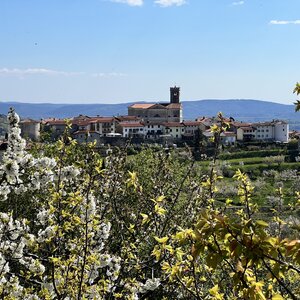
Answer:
[{"left": 219, "top": 149, "right": 286, "bottom": 160}]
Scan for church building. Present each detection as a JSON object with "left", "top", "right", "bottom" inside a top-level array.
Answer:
[{"left": 128, "top": 86, "right": 183, "bottom": 123}]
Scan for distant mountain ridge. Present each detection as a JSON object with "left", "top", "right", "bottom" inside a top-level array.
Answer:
[{"left": 1, "top": 99, "right": 299, "bottom": 129}]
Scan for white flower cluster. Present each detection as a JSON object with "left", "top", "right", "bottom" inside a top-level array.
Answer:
[
  {"left": 0, "top": 109, "right": 57, "bottom": 201},
  {"left": 0, "top": 212, "right": 43, "bottom": 298},
  {"left": 0, "top": 109, "right": 123, "bottom": 298},
  {"left": 139, "top": 278, "right": 161, "bottom": 293}
]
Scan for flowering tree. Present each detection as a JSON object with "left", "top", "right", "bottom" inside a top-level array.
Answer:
[
  {"left": 1, "top": 108, "right": 300, "bottom": 299},
  {"left": 0, "top": 109, "right": 122, "bottom": 299}
]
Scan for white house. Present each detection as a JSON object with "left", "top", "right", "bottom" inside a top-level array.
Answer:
[
  {"left": 203, "top": 130, "right": 236, "bottom": 145},
  {"left": 237, "top": 126, "right": 256, "bottom": 141},
  {"left": 274, "top": 121, "right": 289, "bottom": 143},
  {"left": 77, "top": 117, "right": 116, "bottom": 137},
  {"left": 253, "top": 122, "right": 274, "bottom": 141},
  {"left": 221, "top": 132, "right": 236, "bottom": 145},
  {"left": 73, "top": 131, "right": 102, "bottom": 144},
  {"left": 20, "top": 119, "right": 40, "bottom": 141},
  {"left": 182, "top": 121, "right": 202, "bottom": 137},
  {"left": 235, "top": 120, "right": 289, "bottom": 143},
  {"left": 163, "top": 122, "right": 185, "bottom": 139},
  {"left": 252, "top": 120, "right": 289, "bottom": 143},
  {"left": 144, "top": 123, "right": 165, "bottom": 138},
  {"left": 118, "top": 122, "right": 145, "bottom": 138}
]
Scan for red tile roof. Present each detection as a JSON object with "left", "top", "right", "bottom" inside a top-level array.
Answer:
[
  {"left": 182, "top": 121, "right": 201, "bottom": 126},
  {"left": 167, "top": 103, "right": 182, "bottom": 109},
  {"left": 163, "top": 122, "right": 184, "bottom": 127},
  {"left": 115, "top": 116, "right": 141, "bottom": 121},
  {"left": 129, "top": 104, "right": 154, "bottom": 109},
  {"left": 45, "top": 120, "right": 68, "bottom": 125},
  {"left": 75, "top": 117, "right": 115, "bottom": 126},
  {"left": 129, "top": 103, "right": 182, "bottom": 109},
  {"left": 239, "top": 126, "right": 256, "bottom": 131},
  {"left": 20, "top": 119, "right": 40, "bottom": 124},
  {"left": 77, "top": 121, "right": 90, "bottom": 126},
  {"left": 89, "top": 117, "right": 114, "bottom": 122},
  {"left": 119, "top": 122, "right": 144, "bottom": 128},
  {"left": 231, "top": 121, "right": 251, "bottom": 127},
  {"left": 222, "top": 132, "right": 236, "bottom": 137}
]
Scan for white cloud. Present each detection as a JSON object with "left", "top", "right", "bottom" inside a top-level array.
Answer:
[
  {"left": 270, "top": 20, "right": 300, "bottom": 25},
  {"left": 154, "top": 0, "right": 187, "bottom": 7},
  {"left": 110, "top": 0, "right": 143, "bottom": 6},
  {"left": 232, "top": 1, "right": 244, "bottom": 5},
  {"left": 0, "top": 68, "right": 127, "bottom": 78},
  {"left": 0, "top": 68, "right": 82, "bottom": 77},
  {"left": 91, "top": 72, "right": 127, "bottom": 78}
]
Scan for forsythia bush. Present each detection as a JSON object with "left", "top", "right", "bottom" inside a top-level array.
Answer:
[{"left": 0, "top": 108, "right": 300, "bottom": 299}]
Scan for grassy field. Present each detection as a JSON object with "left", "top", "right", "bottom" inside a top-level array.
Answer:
[{"left": 195, "top": 147, "right": 300, "bottom": 207}]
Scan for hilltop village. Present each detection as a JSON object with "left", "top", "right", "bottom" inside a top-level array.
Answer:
[{"left": 15, "top": 87, "right": 289, "bottom": 146}]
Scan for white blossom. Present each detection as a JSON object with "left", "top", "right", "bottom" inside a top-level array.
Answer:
[{"left": 139, "top": 278, "right": 161, "bottom": 293}]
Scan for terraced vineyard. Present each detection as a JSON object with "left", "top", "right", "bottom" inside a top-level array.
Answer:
[{"left": 197, "top": 144, "right": 300, "bottom": 208}]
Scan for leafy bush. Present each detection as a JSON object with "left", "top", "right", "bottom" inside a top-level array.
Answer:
[{"left": 264, "top": 155, "right": 285, "bottom": 166}]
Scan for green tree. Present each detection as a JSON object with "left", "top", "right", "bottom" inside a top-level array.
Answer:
[{"left": 293, "top": 82, "right": 300, "bottom": 111}]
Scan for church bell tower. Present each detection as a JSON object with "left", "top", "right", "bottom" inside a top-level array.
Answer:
[{"left": 170, "top": 86, "right": 180, "bottom": 104}]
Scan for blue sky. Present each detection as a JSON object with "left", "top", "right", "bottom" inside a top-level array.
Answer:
[{"left": 0, "top": 0, "right": 300, "bottom": 104}]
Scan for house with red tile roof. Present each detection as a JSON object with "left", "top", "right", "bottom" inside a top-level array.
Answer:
[
  {"left": 117, "top": 122, "right": 145, "bottom": 138},
  {"left": 20, "top": 118, "right": 41, "bottom": 141},
  {"left": 163, "top": 122, "right": 185, "bottom": 139}
]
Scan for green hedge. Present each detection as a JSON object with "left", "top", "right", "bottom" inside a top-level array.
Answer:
[{"left": 230, "top": 162, "right": 300, "bottom": 173}]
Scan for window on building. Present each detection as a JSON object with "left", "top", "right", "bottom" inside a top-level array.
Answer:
[
  {"left": 283, "top": 128, "right": 285, "bottom": 131},
  {"left": 266, "top": 129, "right": 269, "bottom": 132},
  {"left": 176, "top": 129, "right": 178, "bottom": 132}
]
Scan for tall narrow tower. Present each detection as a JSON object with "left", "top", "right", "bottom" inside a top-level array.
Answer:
[{"left": 170, "top": 86, "right": 180, "bottom": 104}]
